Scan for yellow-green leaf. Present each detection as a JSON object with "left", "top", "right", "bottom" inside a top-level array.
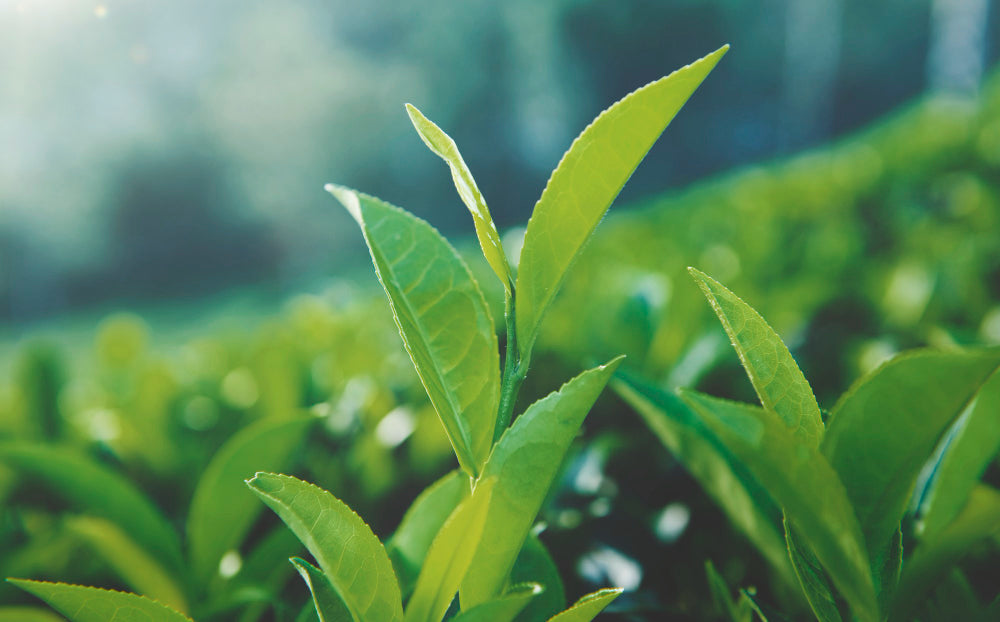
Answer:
[
  {"left": 546, "top": 588, "right": 623, "bottom": 622},
  {"left": 405, "top": 103, "right": 512, "bottom": 294},
  {"left": 515, "top": 46, "right": 727, "bottom": 364},
  {"left": 328, "top": 185, "right": 499, "bottom": 476},
  {"left": 452, "top": 584, "right": 541, "bottom": 622},
  {"left": 9, "top": 580, "right": 193, "bottom": 622}
]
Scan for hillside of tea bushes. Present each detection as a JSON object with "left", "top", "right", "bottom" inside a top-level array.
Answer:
[{"left": 2, "top": 70, "right": 1000, "bottom": 620}]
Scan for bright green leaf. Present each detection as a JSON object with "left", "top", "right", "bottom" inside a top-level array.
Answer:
[
  {"left": 188, "top": 416, "right": 315, "bottom": 585},
  {"left": 452, "top": 584, "right": 541, "bottom": 622},
  {"left": 891, "top": 485, "right": 1000, "bottom": 622},
  {"left": 510, "top": 534, "right": 566, "bottom": 622},
  {"left": 918, "top": 367, "right": 1000, "bottom": 541},
  {"left": 784, "top": 519, "right": 842, "bottom": 622},
  {"left": 65, "top": 516, "right": 189, "bottom": 614},
  {"left": 821, "top": 348, "right": 1000, "bottom": 559},
  {"left": 246, "top": 472, "right": 403, "bottom": 622},
  {"left": 388, "top": 470, "right": 469, "bottom": 597},
  {"left": 290, "top": 557, "right": 351, "bottom": 622},
  {"left": 461, "top": 357, "right": 623, "bottom": 609},
  {"left": 546, "top": 588, "right": 623, "bottom": 622},
  {"left": 613, "top": 373, "right": 795, "bottom": 587},
  {"left": 515, "top": 46, "right": 727, "bottom": 363},
  {"left": 0, "top": 443, "right": 183, "bottom": 574},
  {"left": 327, "top": 185, "right": 500, "bottom": 477},
  {"left": 688, "top": 268, "right": 823, "bottom": 447},
  {"left": 405, "top": 103, "right": 512, "bottom": 294},
  {"left": 405, "top": 478, "right": 496, "bottom": 622},
  {"left": 8, "top": 579, "right": 193, "bottom": 622},
  {"left": 679, "top": 391, "right": 878, "bottom": 622}
]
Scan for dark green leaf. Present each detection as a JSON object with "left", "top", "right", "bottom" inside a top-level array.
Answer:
[
  {"left": 328, "top": 185, "right": 500, "bottom": 476},
  {"left": 515, "top": 46, "right": 727, "bottom": 363},
  {"left": 784, "top": 519, "right": 842, "bottom": 622},
  {"left": 188, "top": 416, "right": 315, "bottom": 585},
  {"left": 511, "top": 535, "right": 566, "bottom": 622},
  {"left": 452, "top": 584, "right": 541, "bottom": 622},
  {"left": 461, "top": 358, "right": 623, "bottom": 609},
  {"left": 9, "top": 579, "right": 193, "bottom": 622},
  {"left": 246, "top": 472, "right": 403, "bottom": 622},
  {"left": 290, "top": 557, "right": 351, "bottom": 622},
  {"left": 688, "top": 268, "right": 823, "bottom": 446},
  {"left": 0, "top": 606, "right": 64, "bottom": 622}
]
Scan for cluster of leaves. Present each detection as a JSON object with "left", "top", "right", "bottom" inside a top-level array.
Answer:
[
  {"left": 617, "top": 269, "right": 1000, "bottom": 620},
  {"left": 4, "top": 46, "right": 729, "bottom": 621}
]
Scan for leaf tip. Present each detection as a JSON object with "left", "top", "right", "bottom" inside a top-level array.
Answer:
[{"left": 325, "top": 184, "right": 363, "bottom": 224}]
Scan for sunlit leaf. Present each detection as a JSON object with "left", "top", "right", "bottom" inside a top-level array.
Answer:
[
  {"left": 290, "top": 557, "right": 351, "bottom": 622},
  {"left": 246, "top": 472, "right": 403, "bottom": 622},
  {"left": 387, "top": 470, "right": 469, "bottom": 598},
  {"left": 9, "top": 579, "right": 193, "bottom": 622},
  {"left": 679, "top": 391, "right": 877, "bottom": 621},
  {"left": 65, "top": 516, "right": 188, "bottom": 614},
  {"left": 452, "top": 584, "right": 541, "bottom": 622},
  {"left": 821, "top": 348, "right": 1000, "bottom": 559},
  {"left": 688, "top": 268, "right": 823, "bottom": 446},
  {"left": 0, "top": 443, "right": 183, "bottom": 574},
  {"left": 515, "top": 46, "right": 727, "bottom": 363},
  {"left": 405, "top": 103, "right": 512, "bottom": 294},
  {"left": 328, "top": 185, "right": 500, "bottom": 476},
  {"left": 546, "top": 588, "right": 623, "bottom": 622},
  {"left": 405, "top": 478, "right": 495, "bottom": 622},
  {"left": 188, "top": 416, "right": 316, "bottom": 585},
  {"left": 461, "top": 358, "right": 623, "bottom": 609}
]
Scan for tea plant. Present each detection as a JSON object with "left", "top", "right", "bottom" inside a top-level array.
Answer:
[
  {"left": 8, "top": 46, "right": 728, "bottom": 621},
  {"left": 616, "top": 268, "right": 1000, "bottom": 621}
]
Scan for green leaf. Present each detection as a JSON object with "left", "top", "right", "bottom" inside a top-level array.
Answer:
[
  {"left": 784, "top": 520, "right": 842, "bottom": 622},
  {"left": 188, "top": 416, "right": 315, "bottom": 585},
  {"left": 918, "top": 367, "right": 1000, "bottom": 541},
  {"left": 510, "top": 534, "right": 566, "bottom": 622},
  {"left": 65, "top": 516, "right": 189, "bottom": 614},
  {"left": 404, "top": 478, "right": 496, "bottom": 622},
  {"left": 452, "top": 584, "right": 542, "bottom": 622},
  {"left": 821, "top": 348, "right": 1000, "bottom": 559},
  {"left": 613, "top": 373, "right": 795, "bottom": 587},
  {"left": 679, "top": 391, "right": 878, "bottom": 621},
  {"left": 0, "top": 443, "right": 183, "bottom": 573},
  {"left": 460, "top": 358, "right": 623, "bottom": 609},
  {"left": 290, "top": 557, "right": 351, "bottom": 622},
  {"left": 0, "top": 607, "right": 65, "bottom": 622},
  {"left": 246, "top": 472, "right": 403, "bottom": 622},
  {"left": 515, "top": 46, "right": 727, "bottom": 363},
  {"left": 891, "top": 485, "right": 1000, "bottom": 622},
  {"left": 405, "top": 103, "right": 512, "bottom": 294},
  {"left": 8, "top": 579, "right": 193, "bottom": 622},
  {"left": 546, "top": 588, "right": 623, "bottom": 622},
  {"left": 688, "top": 268, "right": 823, "bottom": 447},
  {"left": 874, "top": 528, "right": 902, "bottom": 615},
  {"left": 388, "top": 470, "right": 469, "bottom": 598},
  {"left": 327, "top": 185, "right": 500, "bottom": 477}
]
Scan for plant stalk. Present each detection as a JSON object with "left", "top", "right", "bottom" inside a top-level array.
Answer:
[{"left": 494, "top": 292, "right": 526, "bottom": 442}]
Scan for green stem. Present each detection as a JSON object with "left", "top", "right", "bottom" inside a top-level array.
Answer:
[{"left": 494, "top": 293, "right": 527, "bottom": 442}]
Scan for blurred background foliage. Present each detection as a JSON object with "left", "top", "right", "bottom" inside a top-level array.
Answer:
[{"left": 3, "top": 0, "right": 1000, "bottom": 619}]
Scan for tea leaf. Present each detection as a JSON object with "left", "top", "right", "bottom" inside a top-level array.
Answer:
[
  {"left": 515, "top": 46, "right": 727, "bottom": 363},
  {"left": 452, "top": 584, "right": 541, "bottom": 622},
  {"left": 461, "top": 358, "right": 623, "bottom": 609},
  {"left": 688, "top": 268, "right": 823, "bottom": 447},
  {"left": 679, "top": 391, "right": 878, "bottom": 621},
  {"left": 188, "top": 416, "right": 316, "bottom": 585},
  {"left": 785, "top": 520, "right": 842, "bottom": 622},
  {"left": 328, "top": 185, "right": 500, "bottom": 476},
  {"left": 290, "top": 557, "right": 351, "bottom": 622},
  {"left": 246, "top": 472, "right": 403, "bottom": 622},
  {"left": 0, "top": 443, "right": 183, "bottom": 574},
  {"left": 891, "top": 485, "right": 1000, "bottom": 621},
  {"left": 613, "top": 373, "right": 795, "bottom": 587},
  {"left": 546, "top": 588, "right": 623, "bottom": 622},
  {"left": 510, "top": 534, "right": 566, "bottom": 622},
  {"left": 0, "top": 607, "right": 64, "bottom": 622},
  {"left": 8, "top": 579, "right": 193, "bottom": 622},
  {"left": 404, "top": 478, "right": 495, "bottom": 622},
  {"left": 65, "top": 516, "right": 189, "bottom": 614},
  {"left": 388, "top": 470, "right": 469, "bottom": 597},
  {"left": 405, "top": 103, "right": 512, "bottom": 294},
  {"left": 821, "top": 348, "right": 1000, "bottom": 559},
  {"left": 918, "top": 367, "right": 1000, "bottom": 541}
]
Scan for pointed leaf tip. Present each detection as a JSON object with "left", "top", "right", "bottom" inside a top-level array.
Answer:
[{"left": 325, "top": 183, "right": 363, "bottom": 223}]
